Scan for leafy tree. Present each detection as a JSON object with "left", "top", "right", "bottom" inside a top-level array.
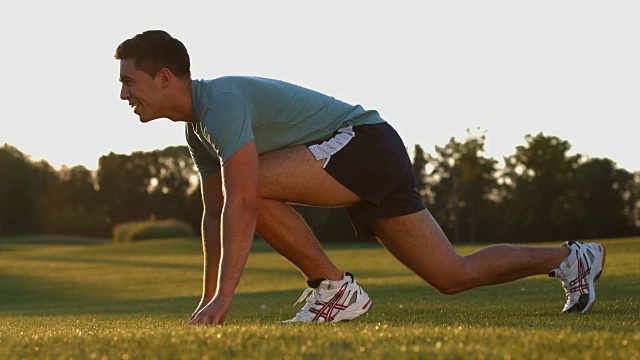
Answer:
[
  {"left": 185, "top": 181, "right": 205, "bottom": 235},
  {"left": 61, "top": 165, "right": 100, "bottom": 211},
  {"left": 38, "top": 163, "right": 109, "bottom": 236},
  {"left": 633, "top": 172, "right": 640, "bottom": 233},
  {"left": 427, "top": 130, "right": 498, "bottom": 243},
  {"left": 502, "top": 133, "right": 581, "bottom": 242},
  {"left": 575, "top": 159, "right": 637, "bottom": 237},
  {"left": 145, "top": 146, "right": 196, "bottom": 221},
  {"left": 97, "top": 151, "right": 151, "bottom": 226},
  {"left": 456, "top": 133, "right": 499, "bottom": 243},
  {"left": 97, "top": 146, "right": 199, "bottom": 231},
  {"left": 412, "top": 144, "right": 430, "bottom": 204},
  {"left": 0, "top": 144, "right": 43, "bottom": 234},
  {"left": 427, "top": 138, "right": 459, "bottom": 241}
]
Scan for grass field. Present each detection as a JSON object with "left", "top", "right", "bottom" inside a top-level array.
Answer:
[{"left": 0, "top": 235, "right": 638, "bottom": 359}]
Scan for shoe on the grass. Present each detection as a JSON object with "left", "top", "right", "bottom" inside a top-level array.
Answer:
[
  {"left": 549, "top": 241, "right": 606, "bottom": 313},
  {"left": 282, "top": 272, "right": 372, "bottom": 323}
]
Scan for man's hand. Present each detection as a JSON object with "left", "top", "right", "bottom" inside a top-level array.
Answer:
[
  {"left": 188, "top": 294, "right": 233, "bottom": 326},
  {"left": 188, "top": 296, "right": 211, "bottom": 323}
]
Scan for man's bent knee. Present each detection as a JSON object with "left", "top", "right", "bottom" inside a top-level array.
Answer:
[
  {"left": 435, "top": 283, "right": 470, "bottom": 296},
  {"left": 423, "top": 259, "right": 478, "bottom": 295}
]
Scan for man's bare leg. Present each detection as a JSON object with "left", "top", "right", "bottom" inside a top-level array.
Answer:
[
  {"left": 253, "top": 144, "right": 570, "bottom": 295},
  {"left": 371, "top": 209, "right": 570, "bottom": 294},
  {"left": 256, "top": 200, "right": 343, "bottom": 281},
  {"left": 255, "top": 145, "right": 361, "bottom": 282}
]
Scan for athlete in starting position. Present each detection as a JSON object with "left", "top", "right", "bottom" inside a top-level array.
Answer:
[{"left": 114, "top": 30, "right": 606, "bottom": 325}]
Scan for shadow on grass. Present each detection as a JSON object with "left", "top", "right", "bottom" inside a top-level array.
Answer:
[
  {"left": 0, "top": 272, "right": 110, "bottom": 309},
  {"left": 0, "top": 235, "right": 111, "bottom": 245},
  {"left": 3, "top": 276, "right": 637, "bottom": 332},
  {"left": 20, "top": 256, "right": 202, "bottom": 271}
]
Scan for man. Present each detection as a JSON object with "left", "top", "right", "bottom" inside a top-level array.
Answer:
[{"left": 115, "top": 30, "right": 606, "bottom": 326}]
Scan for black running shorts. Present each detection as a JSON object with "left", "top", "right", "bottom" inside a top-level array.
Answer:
[{"left": 307, "top": 122, "right": 426, "bottom": 236}]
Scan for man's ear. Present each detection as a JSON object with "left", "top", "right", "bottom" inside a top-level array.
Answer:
[{"left": 157, "top": 68, "right": 172, "bottom": 88}]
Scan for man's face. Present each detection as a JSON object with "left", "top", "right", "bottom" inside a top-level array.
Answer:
[{"left": 119, "top": 59, "right": 164, "bottom": 122}]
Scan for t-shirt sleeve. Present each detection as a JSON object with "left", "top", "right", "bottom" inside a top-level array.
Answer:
[
  {"left": 201, "top": 92, "right": 256, "bottom": 165},
  {"left": 185, "top": 123, "right": 221, "bottom": 179}
]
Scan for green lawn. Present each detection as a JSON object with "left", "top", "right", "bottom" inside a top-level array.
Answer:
[{"left": 0, "top": 235, "right": 638, "bottom": 359}]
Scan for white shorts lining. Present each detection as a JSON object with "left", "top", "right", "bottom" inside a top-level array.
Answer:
[{"left": 308, "top": 126, "right": 355, "bottom": 168}]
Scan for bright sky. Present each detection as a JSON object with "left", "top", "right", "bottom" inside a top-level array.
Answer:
[{"left": 2, "top": 1, "right": 639, "bottom": 172}]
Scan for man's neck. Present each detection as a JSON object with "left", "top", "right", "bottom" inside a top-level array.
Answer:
[{"left": 165, "top": 78, "right": 196, "bottom": 123}]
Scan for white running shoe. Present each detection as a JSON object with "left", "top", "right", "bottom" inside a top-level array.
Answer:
[
  {"left": 549, "top": 241, "right": 606, "bottom": 313},
  {"left": 282, "top": 272, "right": 372, "bottom": 323}
]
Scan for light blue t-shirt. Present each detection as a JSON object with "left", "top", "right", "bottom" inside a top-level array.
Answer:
[{"left": 186, "top": 76, "right": 386, "bottom": 179}]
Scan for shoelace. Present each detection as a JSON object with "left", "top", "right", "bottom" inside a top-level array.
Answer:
[
  {"left": 288, "top": 288, "right": 324, "bottom": 321},
  {"left": 293, "top": 287, "right": 323, "bottom": 306},
  {"left": 555, "top": 264, "right": 575, "bottom": 300}
]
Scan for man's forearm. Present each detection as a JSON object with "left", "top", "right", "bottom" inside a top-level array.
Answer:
[
  {"left": 216, "top": 202, "right": 257, "bottom": 298},
  {"left": 201, "top": 211, "right": 222, "bottom": 302}
]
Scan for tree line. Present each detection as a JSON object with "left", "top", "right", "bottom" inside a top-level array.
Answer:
[
  {"left": 0, "top": 145, "right": 201, "bottom": 238},
  {"left": 1, "top": 131, "right": 638, "bottom": 243},
  {"left": 413, "top": 131, "right": 639, "bottom": 243}
]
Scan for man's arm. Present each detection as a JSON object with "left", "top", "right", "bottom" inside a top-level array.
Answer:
[
  {"left": 189, "top": 171, "right": 223, "bottom": 321},
  {"left": 189, "top": 140, "right": 259, "bottom": 325}
]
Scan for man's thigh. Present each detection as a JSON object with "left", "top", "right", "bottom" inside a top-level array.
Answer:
[{"left": 257, "top": 145, "right": 362, "bottom": 206}]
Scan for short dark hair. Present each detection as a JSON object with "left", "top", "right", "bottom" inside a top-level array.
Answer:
[{"left": 115, "top": 30, "right": 191, "bottom": 78}]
